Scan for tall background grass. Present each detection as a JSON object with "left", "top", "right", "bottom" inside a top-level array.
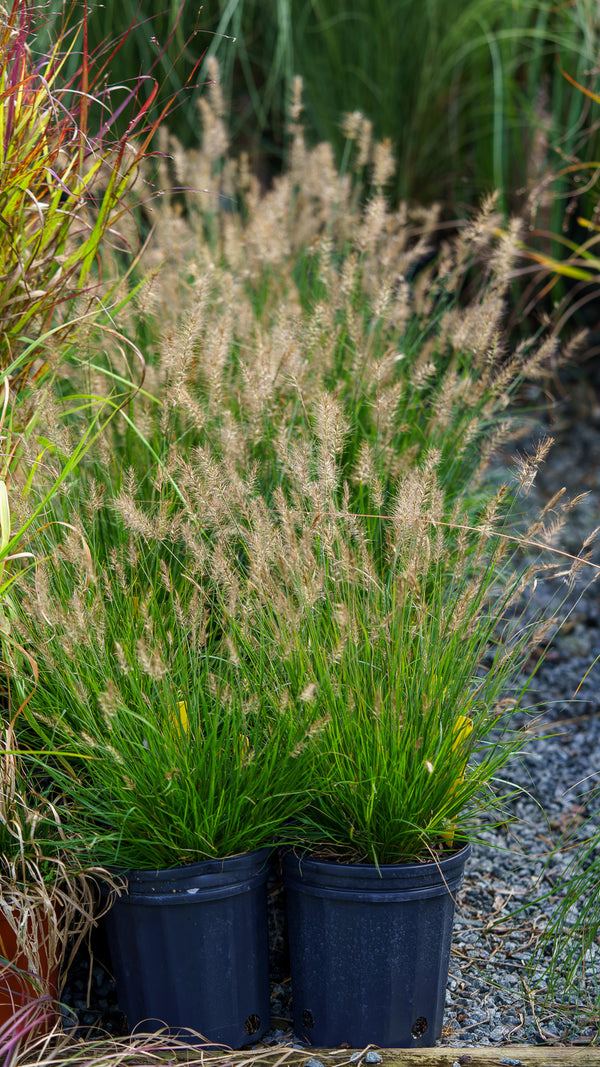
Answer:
[{"left": 32, "top": 0, "right": 600, "bottom": 223}]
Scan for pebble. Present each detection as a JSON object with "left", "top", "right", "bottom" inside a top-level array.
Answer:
[{"left": 365, "top": 1053, "right": 382, "bottom": 1063}]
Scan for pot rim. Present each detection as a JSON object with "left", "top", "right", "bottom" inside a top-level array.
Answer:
[
  {"left": 282, "top": 840, "right": 470, "bottom": 873},
  {"left": 282, "top": 842, "right": 470, "bottom": 900},
  {"left": 105, "top": 844, "right": 273, "bottom": 882}
]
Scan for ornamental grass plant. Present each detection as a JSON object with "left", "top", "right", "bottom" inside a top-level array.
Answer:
[
  {"left": 11, "top": 514, "right": 319, "bottom": 869},
  {"left": 528, "top": 801, "right": 600, "bottom": 1025},
  {"left": 9, "top": 72, "right": 599, "bottom": 870},
  {"left": 0, "top": 0, "right": 176, "bottom": 389}
]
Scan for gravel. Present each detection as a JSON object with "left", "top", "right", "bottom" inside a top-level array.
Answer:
[
  {"left": 60, "top": 403, "right": 600, "bottom": 1050},
  {"left": 441, "top": 399, "right": 600, "bottom": 1048}
]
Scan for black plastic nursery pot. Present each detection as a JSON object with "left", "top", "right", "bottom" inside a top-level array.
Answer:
[
  {"left": 103, "top": 848, "right": 272, "bottom": 1048},
  {"left": 283, "top": 842, "right": 470, "bottom": 1049}
]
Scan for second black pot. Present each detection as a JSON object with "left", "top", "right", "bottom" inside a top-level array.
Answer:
[{"left": 283, "top": 843, "right": 470, "bottom": 1048}]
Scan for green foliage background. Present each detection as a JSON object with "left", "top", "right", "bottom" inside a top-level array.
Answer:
[{"left": 32, "top": 0, "right": 600, "bottom": 223}]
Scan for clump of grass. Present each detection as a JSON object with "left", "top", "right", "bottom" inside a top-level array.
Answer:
[
  {"left": 11, "top": 383, "right": 591, "bottom": 865},
  {"left": 11, "top": 511, "right": 318, "bottom": 869},
  {"left": 9, "top": 68, "right": 599, "bottom": 868}
]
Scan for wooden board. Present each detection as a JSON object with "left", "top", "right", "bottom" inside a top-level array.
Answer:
[
  {"left": 166, "top": 1044, "right": 599, "bottom": 1067},
  {"left": 316, "top": 1046, "right": 600, "bottom": 1065}
]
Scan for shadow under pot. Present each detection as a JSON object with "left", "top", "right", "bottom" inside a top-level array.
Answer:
[
  {"left": 283, "top": 842, "right": 470, "bottom": 1049},
  {"left": 103, "top": 848, "right": 272, "bottom": 1048}
]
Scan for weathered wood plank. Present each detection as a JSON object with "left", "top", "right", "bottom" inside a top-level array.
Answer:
[
  {"left": 313, "top": 1046, "right": 599, "bottom": 1065},
  {"left": 167, "top": 1043, "right": 599, "bottom": 1067}
]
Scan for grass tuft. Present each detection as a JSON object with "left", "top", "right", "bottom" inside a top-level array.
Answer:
[{"left": 8, "top": 67, "right": 599, "bottom": 869}]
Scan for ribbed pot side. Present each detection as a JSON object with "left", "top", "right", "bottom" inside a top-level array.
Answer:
[
  {"left": 283, "top": 843, "right": 471, "bottom": 1048},
  {"left": 104, "top": 848, "right": 272, "bottom": 1048}
]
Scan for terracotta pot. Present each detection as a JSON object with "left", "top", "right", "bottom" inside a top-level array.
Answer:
[{"left": 0, "top": 910, "right": 59, "bottom": 1029}]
